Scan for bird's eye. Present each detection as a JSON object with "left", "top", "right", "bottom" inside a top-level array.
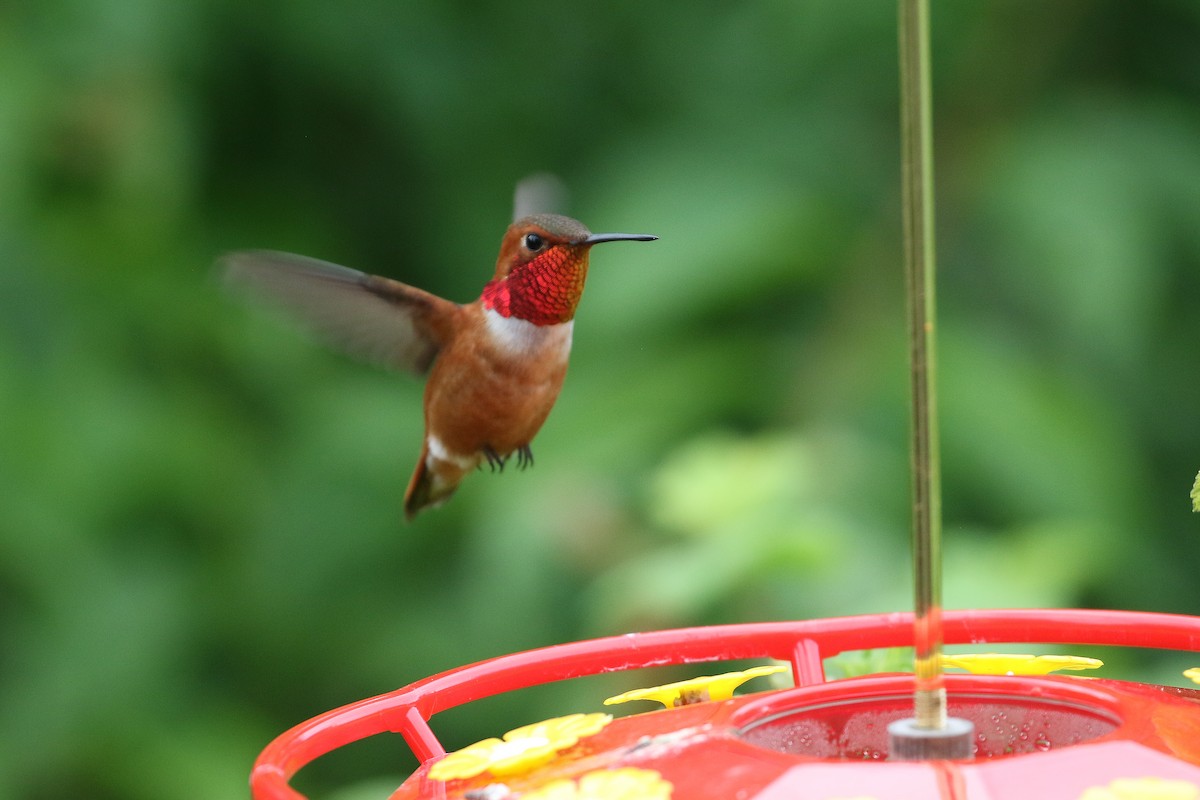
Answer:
[{"left": 523, "top": 233, "right": 545, "bottom": 252}]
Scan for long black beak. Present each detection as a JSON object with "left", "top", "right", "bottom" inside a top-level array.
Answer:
[{"left": 578, "top": 232, "right": 658, "bottom": 245}]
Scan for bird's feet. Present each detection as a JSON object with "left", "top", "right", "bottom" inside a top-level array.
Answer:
[
  {"left": 515, "top": 444, "right": 534, "bottom": 470},
  {"left": 481, "top": 445, "right": 506, "bottom": 472},
  {"left": 479, "top": 444, "right": 534, "bottom": 472}
]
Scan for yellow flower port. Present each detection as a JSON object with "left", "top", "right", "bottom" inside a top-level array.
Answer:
[
  {"left": 1078, "top": 777, "right": 1200, "bottom": 800},
  {"left": 604, "top": 665, "right": 787, "bottom": 709},
  {"left": 1184, "top": 667, "right": 1200, "bottom": 685},
  {"left": 428, "top": 713, "right": 612, "bottom": 781},
  {"left": 940, "top": 653, "right": 1103, "bottom": 676},
  {"left": 522, "top": 767, "right": 673, "bottom": 800}
]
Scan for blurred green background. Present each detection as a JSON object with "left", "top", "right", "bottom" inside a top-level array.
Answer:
[{"left": 3, "top": 0, "right": 1200, "bottom": 797}]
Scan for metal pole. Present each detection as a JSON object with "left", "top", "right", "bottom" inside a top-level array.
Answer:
[{"left": 888, "top": 0, "right": 975, "bottom": 760}]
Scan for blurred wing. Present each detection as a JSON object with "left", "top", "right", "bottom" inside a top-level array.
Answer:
[
  {"left": 221, "top": 250, "right": 457, "bottom": 375},
  {"left": 513, "top": 173, "right": 569, "bottom": 221}
]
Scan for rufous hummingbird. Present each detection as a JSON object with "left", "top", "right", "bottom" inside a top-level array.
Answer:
[{"left": 222, "top": 180, "right": 656, "bottom": 520}]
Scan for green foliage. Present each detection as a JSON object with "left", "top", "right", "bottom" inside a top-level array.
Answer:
[
  {"left": 3, "top": 1, "right": 1200, "bottom": 799},
  {"left": 826, "top": 649, "right": 915, "bottom": 680}
]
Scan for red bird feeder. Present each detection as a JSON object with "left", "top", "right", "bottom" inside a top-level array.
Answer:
[{"left": 251, "top": 608, "right": 1200, "bottom": 800}]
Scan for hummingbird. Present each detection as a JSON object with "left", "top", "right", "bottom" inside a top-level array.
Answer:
[{"left": 222, "top": 181, "right": 656, "bottom": 520}]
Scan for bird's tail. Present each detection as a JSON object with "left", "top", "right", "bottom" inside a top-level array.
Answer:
[{"left": 403, "top": 444, "right": 462, "bottom": 521}]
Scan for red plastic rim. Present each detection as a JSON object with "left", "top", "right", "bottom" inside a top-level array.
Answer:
[{"left": 250, "top": 608, "right": 1200, "bottom": 800}]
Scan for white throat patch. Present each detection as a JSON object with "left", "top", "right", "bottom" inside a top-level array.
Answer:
[{"left": 484, "top": 308, "right": 574, "bottom": 357}]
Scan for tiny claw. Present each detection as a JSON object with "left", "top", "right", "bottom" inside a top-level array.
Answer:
[
  {"left": 481, "top": 445, "right": 506, "bottom": 472},
  {"left": 515, "top": 445, "right": 534, "bottom": 470}
]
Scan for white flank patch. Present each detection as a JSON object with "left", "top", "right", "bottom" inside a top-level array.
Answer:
[
  {"left": 484, "top": 308, "right": 573, "bottom": 358},
  {"left": 426, "top": 434, "right": 477, "bottom": 471}
]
